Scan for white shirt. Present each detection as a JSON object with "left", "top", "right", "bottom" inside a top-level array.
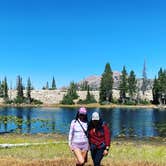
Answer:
[{"left": 68, "top": 119, "right": 88, "bottom": 146}]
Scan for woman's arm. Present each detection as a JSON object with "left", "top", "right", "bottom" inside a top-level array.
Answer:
[
  {"left": 68, "top": 120, "right": 75, "bottom": 147},
  {"left": 103, "top": 123, "right": 111, "bottom": 156},
  {"left": 103, "top": 123, "right": 111, "bottom": 148}
]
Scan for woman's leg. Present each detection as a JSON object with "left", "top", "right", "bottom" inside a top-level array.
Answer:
[
  {"left": 81, "top": 150, "right": 88, "bottom": 163},
  {"left": 93, "top": 147, "right": 105, "bottom": 166},
  {"left": 73, "top": 148, "right": 85, "bottom": 165},
  {"left": 90, "top": 149, "right": 97, "bottom": 166}
]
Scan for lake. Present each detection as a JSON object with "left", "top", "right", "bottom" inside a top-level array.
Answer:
[{"left": 0, "top": 107, "right": 166, "bottom": 139}]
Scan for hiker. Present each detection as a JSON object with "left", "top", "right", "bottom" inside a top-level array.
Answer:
[
  {"left": 68, "top": 107, "right": 89, "bottom": 166},
  {"left": 88, "top": 112, "right": 111, "bottom": 166}
]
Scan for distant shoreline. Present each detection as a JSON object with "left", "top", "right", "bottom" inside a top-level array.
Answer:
[{"left": 0, "top": 103, "right": 166, "bottom": 109}]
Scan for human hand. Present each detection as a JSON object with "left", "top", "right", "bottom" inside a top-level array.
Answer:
[
  {"left": 103, "top": 150, "right": 109, "bottom": 156},
  {"left": 69, "top": 146, "right": 73, "bottom": 152}
]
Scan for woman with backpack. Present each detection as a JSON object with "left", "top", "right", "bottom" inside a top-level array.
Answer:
[
  {"left": 88, "top": 112, "right": 111, "bottom": 166},
  {"left": 68, "top": 107, "right": 89, "bottom": 166}
]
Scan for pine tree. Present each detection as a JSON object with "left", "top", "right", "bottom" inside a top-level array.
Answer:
[
  {"left": 16, "top": 75, "right": 24, "bottom": 101},
  {"left": 152, "top": 77, "right": 159, "bottom": 104},
  {"left": 0, "top": 81, "right": 3, "bottom": 97},
  {"left": 86, "top": 85, "right": 91, "bottom": 101},
  {"left": 80, "top": 81, "right": 89, "bottom": 91},
  {"left": 0, "top": 77, "right": 9, "bottom": 99},
  {"left": 77, "top": 85, "right": 97, "bottom": 104},
  {"left": 163, "top": 70, "right": 166, "bottom": 104},
  {"left": 61, "top": 81, "right": 79, "bottom": 105},
  {"left": 128, "top": 70, "right": 137, "bottom": 101},
  {"left": 46, "top": 82, "right": 49, "bottom": 90},
  {"left": 42, "top": 86, "right": 46, "bottom": 90},
  {"left": 99, "top": 63, "right": 113, "bottom": 103},
  {"left": 141, "top": 60, "right": 148, "bottom": 95},
  {"left": 158, "top": 68, "right": 163, "bottom": 104},
  {"left": 85, "top": 85, "right": 97, "bottom": 103},
  {"left": 152, "top": 68, "right": 166, "bottom": 105},
  {"left": 26, "top": 77, "right": 32, "bottom": 103},
  {"left": 68, "top": 81, "right": 78, "bottom": 99},
  {"left": 3, "top": 77, "right": 8, "bottom": 99},
  {"left": 158, "top": 68, "right": 166, "bottom": 104},
  {"left": 119, "top": 66, "right": 128, "bottom": 104},
  {"left": 51, "top": 77, "right": 56, "bottom": 90}
]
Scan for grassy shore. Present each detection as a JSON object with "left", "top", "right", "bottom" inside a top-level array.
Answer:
[
  {"left": 0, "top": 134, "right": 165, "bottom": 166},
  {"left": 47, "top": 103, "right": 166, "bottom": 109},
  {"left": 1, "top": 103, "right": 166, "bottom": 109}
]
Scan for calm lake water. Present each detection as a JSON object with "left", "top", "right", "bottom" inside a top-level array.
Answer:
[{"left": 0, "top": 107, "right": 166, "bottom": 139}]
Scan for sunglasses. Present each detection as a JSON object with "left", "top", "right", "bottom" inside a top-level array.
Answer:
[{"left": 79, "top": 114, "right": 86, "bottom": 116}]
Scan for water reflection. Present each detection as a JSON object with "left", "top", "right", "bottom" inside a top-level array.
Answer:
[
  {"left": 2, "top": 108, "right": 8, "bottom": 132},
  {"left": 0, "top": 107, "right": 166, "bottom": 138},
  {"left": 16, "top": 108, "right": 23, "bottom": 133},
  {"left": 26, "top": 108, "right": 32, "bottom": 133},
  {"left": 101, "top": 108, "right": 158, "bottom": 137}
]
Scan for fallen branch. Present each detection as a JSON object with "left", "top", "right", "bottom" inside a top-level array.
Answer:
[{"left": 0, "top": 141, "right": 68, "bottom": 148}]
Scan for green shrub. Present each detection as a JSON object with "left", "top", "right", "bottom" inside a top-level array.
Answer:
[
  {"left": 77, "top": 91, "right": 97, "bottom": 104},
  {"left": 61, "top": 94, "right": 74, "bottom": 105},
  {"left": 156, "top": 123, "right": 166, "bottom": 137},
  {"left": 4, "top": 99, "right": 13, "bottom": 104},
  {"left": 14, "top": 97, "right": 25, "bottom": 104},
  {"left": 77, "top": 98, "right": 97, "bottom": 104},
  {"left": 77, "top": 99, "right": 84, "bottom": 104},
  {"left": 139, "top": 100, "right": 151, "bottom": 105},
  {"left": 7, "top": 97, "right": 43, "bottom": 105},
  {"left": 100, "top": 101, "right": 111, "bottom": 105},
  {"left": 112, "top": 98, "right": 119, "bottom": 104},
  {"left": 31, "top": 99, "right": 43, "bottom": 105},
  {"left": 124, "top": 100, "right": 136, "bottom": 105}
]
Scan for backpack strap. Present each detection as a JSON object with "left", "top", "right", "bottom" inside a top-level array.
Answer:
[{"left": 77, "top": 120, "right": 88, "bottom": 137}]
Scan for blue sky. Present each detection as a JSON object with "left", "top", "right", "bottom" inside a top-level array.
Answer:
[{"left": 0, "top": 0, "right": 166, "bottom": 89}]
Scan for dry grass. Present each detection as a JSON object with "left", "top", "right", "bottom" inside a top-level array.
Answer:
[
  {"left": 0, "top": 157, "right": 163, "bottom": 166},
  {"left": 0, "top": 134, "right": 165, "bottom": 166}
]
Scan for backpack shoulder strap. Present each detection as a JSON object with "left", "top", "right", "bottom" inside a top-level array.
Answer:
[{"left": 76, "top": 120, "right": 88, "bottom": 137}]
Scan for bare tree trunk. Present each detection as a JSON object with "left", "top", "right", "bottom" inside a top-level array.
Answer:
[{"left": 158, "top": 97, "right": 162, "bottom": 106}]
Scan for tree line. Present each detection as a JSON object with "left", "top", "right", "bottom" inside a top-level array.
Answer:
[
  {"left": 99, "top": 63, "right": 166, "bottom": 105},
  {"left": 61, "top": 81, "right": 97, "bottom": 105},
  {"left": 0, "top": 76, "right": 56, "bottom": 104},
  {"left": 153, "top": 68, "right": 166, "bottom": 105},
  {"left": 0, "top": 76, "right": 43, "bottom": 104},
  {"left": 99, "top": 63, "right": 141, "bottom": 105},
  {"left": 61, "top": 62, "right": 166, "bottom": 105},
  {"left": 0, "top": 64, "right": 165, "bottom": 105},
  {"left": 42, "top": 77, "right": 56, "bottom": 90}
]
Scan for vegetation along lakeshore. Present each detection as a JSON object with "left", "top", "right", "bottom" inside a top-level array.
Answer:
[{"left": 0, "top": 62, "right": 165, "bottom": 108}]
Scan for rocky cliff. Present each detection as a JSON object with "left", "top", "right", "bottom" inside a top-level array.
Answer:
[
  {"left": 79, "top": 73, "right": 153, "bottom": 90},
  {"left": 5, "top": 89, "right": 153, "bottom": 104}
]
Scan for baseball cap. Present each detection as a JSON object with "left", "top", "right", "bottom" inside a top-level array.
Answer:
[
  {"left": 78, "top": 107, "right": 87, "bottom": 115},
  {"left": 92, "top": 112, "right": 100, "bottom": 121}
]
